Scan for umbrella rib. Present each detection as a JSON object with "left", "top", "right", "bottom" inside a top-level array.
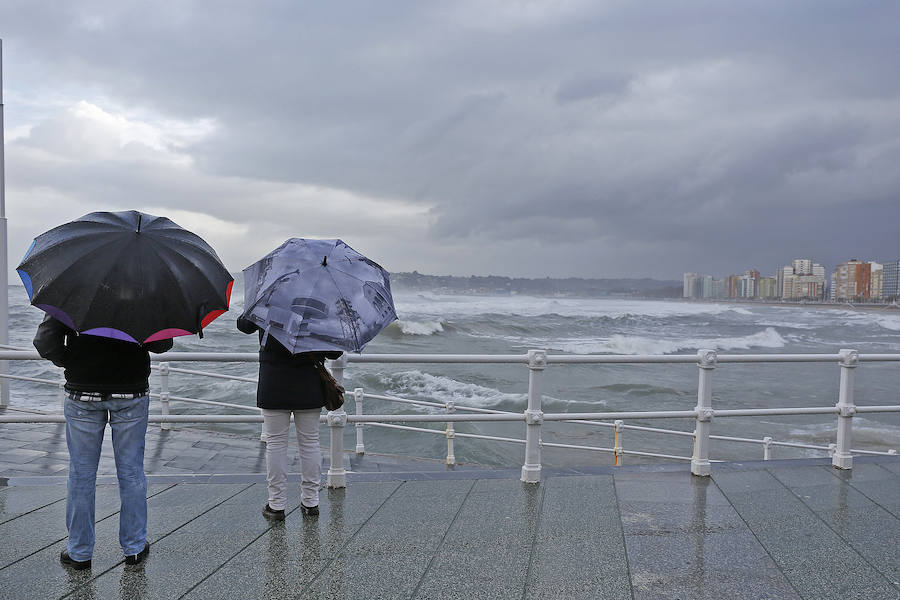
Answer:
[
  {"left": 147, "top": 237, "right": 228, "bottom": 328},
  {"left": 66, "top": 243, "right": 135, "bottom": 333},
  {"left": 321, "top": 266, "right": 362, "bottom": 352}
]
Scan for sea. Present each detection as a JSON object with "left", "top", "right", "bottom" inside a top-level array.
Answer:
[{"left": 6, "top": 283, "right": 900, "bottom": 467}]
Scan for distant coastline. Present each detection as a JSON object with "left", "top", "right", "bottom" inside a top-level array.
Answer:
[{"left": 390, "top": 271, "right": 682, "bottom": 298}]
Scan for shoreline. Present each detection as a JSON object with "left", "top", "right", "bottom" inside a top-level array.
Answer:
[{"left": 679, "top": 297, "right": 900, "bottom": 314}]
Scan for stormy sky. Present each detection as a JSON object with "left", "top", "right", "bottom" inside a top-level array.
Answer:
[{"left": 1, "top": 1, "right": 898, "bottom": 281}]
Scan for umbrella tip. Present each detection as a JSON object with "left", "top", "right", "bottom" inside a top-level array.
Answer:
[{"left": 322, "top": 256, "right": 327, "bottom": 267}]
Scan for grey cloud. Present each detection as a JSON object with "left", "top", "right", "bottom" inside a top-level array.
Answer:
[{"left": 2, "top": 0, "right": 900, "bottom": 278}]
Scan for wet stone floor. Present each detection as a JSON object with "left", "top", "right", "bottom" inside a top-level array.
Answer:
[{"left": 0, "top": 420, "right": 898, "bottom": 599}]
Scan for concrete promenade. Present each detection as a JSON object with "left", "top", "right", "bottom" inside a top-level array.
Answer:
[{"left": 1, "top": 416, "right": 898, "bottom": 599}]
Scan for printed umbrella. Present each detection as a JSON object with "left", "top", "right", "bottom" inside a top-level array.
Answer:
[
  {"left": 241, "top": 238, "right": 397, "bottom": 353},
  {"left": 17, "top": 210, "right": 234, "bottom": 343}
]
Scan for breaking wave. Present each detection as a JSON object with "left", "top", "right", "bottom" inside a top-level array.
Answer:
[
  {"left": 378, "top": 370, "right": 523, "bottom": 408},
  {"left": 393, "top": 320, "right": 446, "bottom": 336},
  {"left": 549, "top": 327, "right": 787, "bottom": 355}
]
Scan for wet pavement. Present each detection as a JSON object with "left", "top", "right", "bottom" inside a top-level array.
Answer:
[{"left": 1, "top": 416, "right": 898, "bottom": 599}]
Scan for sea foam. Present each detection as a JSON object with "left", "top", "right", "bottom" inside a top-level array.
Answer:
[{"left": 550, "top": 327, "right": 787, "bottom": 355}]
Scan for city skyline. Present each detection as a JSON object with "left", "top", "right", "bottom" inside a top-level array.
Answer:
[{"left": 684, "top": 256, "right": 900, "bottom": 301}]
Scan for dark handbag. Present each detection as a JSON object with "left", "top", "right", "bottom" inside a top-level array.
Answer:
[{"left": 313, "top": 361, "right": 345, "bottom": 411}]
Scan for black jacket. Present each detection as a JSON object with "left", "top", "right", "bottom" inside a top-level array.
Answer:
[
  {"left": 33, "top": 315, "right": 173, "bottom": 394},
  {"left": 236, "top": 316, "right": 342, "bottom": 410}
]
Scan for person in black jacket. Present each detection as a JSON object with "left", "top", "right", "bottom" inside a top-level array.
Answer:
[
  {"left": 34, "top": 315, "right": 172, "bottom": 570},
  {"left": 237, "top": 315, "right": 341, "bottom": 519}
]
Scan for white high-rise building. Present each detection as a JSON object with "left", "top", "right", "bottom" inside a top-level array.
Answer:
[
  {"left": 870, "top": 262, "right": 883, "bottom": 300},
  {"left": 792, "top": 259, "right": 813, "bottom": 275},
  {"left": 780, "top": 259, "right": 827, "bottom": 299},
  {"left": 683, "top": 273, "right": 701, "bottom": 298}
]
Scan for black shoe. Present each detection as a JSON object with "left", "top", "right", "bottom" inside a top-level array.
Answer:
[
  {"left": 124, "top": 543, "right": 150, "bottom": 566},
  {"left": 262, "top": 503, "right": 286, "bottom": 521},
  {"left": 300, "top": 503, "right": 319, "bottom": 517},
  {"left": 60, "top": 551, "right": 92, "bottom": 570}
]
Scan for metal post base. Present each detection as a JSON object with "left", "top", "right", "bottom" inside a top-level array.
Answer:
[
  {"left": 691, "top": 459, "right": 711, "bottom": 477},
  {"left": 832, "top": 453, "right": 853, "bottom": 470},
  {"left": 520, "top": 464, "right": 541, "bottom": 484}
]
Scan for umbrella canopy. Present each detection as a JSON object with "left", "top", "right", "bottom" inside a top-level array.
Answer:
[
  {"left": 242, "top": 238, "right": 397, "bottom": 353},
  {"left": 17, "top": 210, "right": 233, "bottom": 343}
]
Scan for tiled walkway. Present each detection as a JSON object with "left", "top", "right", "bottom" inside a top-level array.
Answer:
[{"left": 1, "top": 417, "right": 898, "bottom": 599}]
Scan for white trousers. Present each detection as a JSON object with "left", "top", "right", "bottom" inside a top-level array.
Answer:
[{"left": 261, "top": 409, "right": 322, "bottom": 510}]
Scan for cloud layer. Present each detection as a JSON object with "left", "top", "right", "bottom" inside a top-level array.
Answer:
[{"left": 2, "top": 1, "right": 899, "bottom": 279}]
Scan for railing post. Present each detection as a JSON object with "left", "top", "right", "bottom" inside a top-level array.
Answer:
[
  {"left": 159, "top": 362, "right": 171, "bottom": 431},
  {"left": 521, "top": 349, "right": 546, "bottom": 484},
  {"left": 353, "top": 387, "right": 365, "bottom": 454},
  {"left": 326, "top": 408, "right": 347, "bottom": 488},
  {"left": 691, "top": 349, "right": 717, "bottom": 477},
  {"left": 613, "top": 420, "right": 624, "bottom": 466},
  {"left": 833, "top": 348, "right": 858, "bottom": 470},
  {"left": 763, "top": 436, "right": 773, "bottom": 460},
  {"left": 326, "top": 354, "right": 349, "bottom": 488},
  {"left": 445, "top": 401, "right": 456, "bottom": 466}
]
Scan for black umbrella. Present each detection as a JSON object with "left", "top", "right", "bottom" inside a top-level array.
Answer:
[{"left": 17, "top": 210, "right": 233, "bottom": 343}]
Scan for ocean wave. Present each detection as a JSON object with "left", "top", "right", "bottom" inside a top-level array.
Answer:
[
  {"left": 788, "top": 418, "right": 900, "bottom": 450},
  {"left": 389, "top": 320, "right": 446, "bottom": 336},
  {"left": 393, "top": 293, "right": 756, "bottom": 321},
  {"left": 548, "top": 327, "right": 787, "bottom": 355},
  {"left": 378, "top": 370, "right": 523, "bottom": 408},
  {"left": 871, "top": 314, "right": 900, "bottom": 331}
]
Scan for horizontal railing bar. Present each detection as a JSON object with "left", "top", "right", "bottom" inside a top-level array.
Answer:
[
  {"left": 366, "top": 423, "right": 526, "bottom": 444},
  {"left": 851, "top": 448, "right": 899, "bottom": 456},
  {"left": 363, "top": 393, "right": 507, "bottom": 414},
  {"left": 365, "top": 423, "right": 445, "bottom": 435},
  {"left": 856, "top": 405, "right": 900, "bottom": 412},
  {"left": 155, "top": 366, "right": 258, "bottom": 384},
  {"left": 0, "top": 374, "right": 63, "bottom": 386},
  {"left": 713, "top": 407, "right": 836, "bottom": 417},
  {"left": 710, "top": 434, "right": 765, "bottom": 444},
  {"left": 453, "top": 432, "right": 526, "bottom": 444},
  {"left": 348, "top": 354, "right": 528, "bottom": 364},
  {"left": 769, "top": 440, "right": 832, "bottom": 450},
  {"left": 153, "top": 394, "right": 260, "bottom": 412},
  {"left": 715, "top": 354, "right": 841, "bottom": 363},
  {"left": 362, "top": 394, "right": 448, "bottom": 409},
  {"left": 3, "top": 350, "right": 900, "bottom": 366},
  {"left": 542, "top": 441, "right": 614, "bottom": 452},
  {"left": 347, "top": 414, "right": 522, "bottom": 423},
  {"left": 546, "top": 410, "right": 697, "bottom": 420},
  {"left": 548, "top": 355, "right": 699, "bottom": 364},
  {"left": 623, "top": 450, "right": 698, "bottom": 461},
  {"left": 858, "top": 354, "right": 900, "bottom": 361},
  {"left": 622, "top": 424, "right": 695, "bottom": 436},
  {"left": 0, "top": 414, "right": 266, "bottom": 423}
]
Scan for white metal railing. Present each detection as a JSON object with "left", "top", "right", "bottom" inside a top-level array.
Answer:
[{"left": 0, "top": 349, "right": 898, "bottom": 486}]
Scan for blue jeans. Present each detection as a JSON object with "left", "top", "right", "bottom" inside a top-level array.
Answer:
[{"left": 64, "top": 394, "right": 149, "bottom": 560}]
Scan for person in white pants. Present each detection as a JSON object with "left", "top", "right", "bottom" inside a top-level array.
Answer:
[
  {"left": 237, "top": 314, "right": 342, "bottom": 519},
  {"left": 261, "top": 408, "right": 322, "bottom": 512}
]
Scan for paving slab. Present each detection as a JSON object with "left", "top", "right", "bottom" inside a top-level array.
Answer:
[
  {"left": 620, "top": 472, "right": 800, "bottom": 600},
  {"left": 525, "top": 474, "right": 632, "bottom": 600},
  {"left": 184, "top": 482, "right": 402, "bottom": 599},
  {"left": 713, "top": 469, "right": 897, "bottom": 599},
  {"left": 0, "top": 483, "right": 67, "bottom": 524},
  {"left": 72, "top": 484, "right": 275, "bottom": 599},
  {"left": 412, "top": 478, "right": 540, "bottom": 599},
  {"left": 0, "top": 483, "right": 249, "bottom": 600}
]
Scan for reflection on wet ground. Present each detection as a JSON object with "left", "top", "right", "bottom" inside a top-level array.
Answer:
[{"left": 1, "top": 422, "right": 898, "bottom": 598}]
